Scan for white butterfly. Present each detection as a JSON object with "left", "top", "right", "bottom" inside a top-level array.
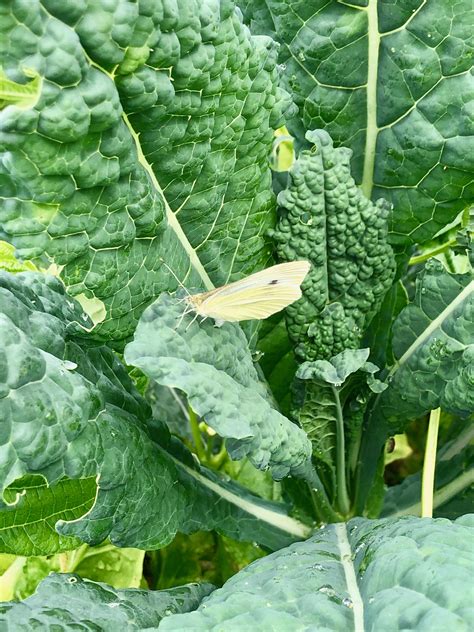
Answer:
[{"left": 179, "top": 261, "right": 310, "bottom": 326}]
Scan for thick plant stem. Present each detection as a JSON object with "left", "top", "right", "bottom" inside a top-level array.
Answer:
[
  {"left": 0, "top": 557, "right": 26, "bottom": 600},
  {"left": 409, "top": 239, "right": 457, "bottom": 266},
  {"left": 304, "top": 466, "right": 342, "bottom": 523},
  {"left": 331, "top": 386, "right": 351, "bottom": 517},
  {"left": 421, "top": 408, "right": 441, "bottom": 518},
  {"left": 188, "top": 406, "right": 206, "bottom": 463}
]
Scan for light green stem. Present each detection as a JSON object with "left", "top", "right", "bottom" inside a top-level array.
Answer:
[
  {"left": 0, "top": 557, "right": 26, "bottom": 601},
  {"left": 331, "top": 386, "right": 351, "bottom": 516},
  {"left": 389, "top": 469, "right": 474, "bottom": 518},
  {"left": 421, "top": 408, "right": 441, "bottom": 517},
  {"left": 409, "top": 238, "right": 457, "bottom": 266},
  {"left": 58, "top": 543, "right": 89, "bottom": 573},
  {"left": 188, "top": 406, "right": 206, "bottom": 463}
]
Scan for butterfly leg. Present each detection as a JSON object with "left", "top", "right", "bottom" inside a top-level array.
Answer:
[
  {"left": 175, "top": 305, "right": 192, "bottom": 330},
  {"left": 185, "top": 311, "right": 201, "bottom": 331}
]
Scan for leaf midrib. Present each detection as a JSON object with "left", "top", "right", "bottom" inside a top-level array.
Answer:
[
  {"left": 360, "top": 0, "right": 379, "bottom": 199},
  {"left": 335, "top": 522, "right": 365, "bottom": 632},
  {"left": 80, "top": 49, "right": 215, "bottom": 292},
  {"left": 393, "top": 279, "right": 473, "bottom": 372}
]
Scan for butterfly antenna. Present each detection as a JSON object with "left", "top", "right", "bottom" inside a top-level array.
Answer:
[{"left": 159, "top": 258, "right": 191, "bottom": 299}]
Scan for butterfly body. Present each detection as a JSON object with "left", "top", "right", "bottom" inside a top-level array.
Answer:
[{"left": 184, "top": 261, "right": 310, "bottom": 323}]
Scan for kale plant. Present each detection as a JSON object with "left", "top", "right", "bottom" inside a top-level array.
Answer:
[{"left": 0, "top": 0, "right": 472, "bottom": 628}]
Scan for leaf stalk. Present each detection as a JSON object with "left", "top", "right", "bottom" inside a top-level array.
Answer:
[
  {"left": 188, "top": 406, "right": 207, "bottom": 463},
  {"left": 331, "top": 386, "right": 351, "bottom": 516},
  {"left": 421, "top": 408, "right": 441, "bottom": 518}
]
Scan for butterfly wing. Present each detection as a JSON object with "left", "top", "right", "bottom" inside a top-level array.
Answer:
[
  {"left": 221, "top": 261, "right": 310, "bottom": 295},
  {"left": 194, "top": 261, "right": 310, "bottom": 322}
]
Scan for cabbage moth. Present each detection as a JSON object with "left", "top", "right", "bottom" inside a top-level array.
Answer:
[{"left": 182, "top": 261, "right": 310, "bottom": 326}]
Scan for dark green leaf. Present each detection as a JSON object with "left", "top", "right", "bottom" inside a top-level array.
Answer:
[
  {"left": 0, "top": 573, "right": 214, "bottom": 630},
  {"left": 240, "top": 0, "right": 474, "bottom": 245},
  {"left": 374, "top": 260, "right": 474, "bottom": 431},
  {"left": 0, "top": 271, "right": 312, "bottom": 551},
  {"left": 124, "top": 292, "right": 312, "bottom": 481},
  {"left": 0, "top": 0, "right": 286, "bottom": 341},
  {"left": 160, "top": 515, "right": 474, "bottom": 630},
  {"left": 270, "top": 130, "right": 395, "bottom": 361}
]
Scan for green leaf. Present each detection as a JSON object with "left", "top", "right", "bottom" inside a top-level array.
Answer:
[
  {"left": 240, "top": 0, "right": 474, "bottom": 245},
  {"left": 256, "top": 313, "right": 297, "bottom": 416},
  {"left": 73, "top": 546, "right": 145, "bottom": 590},
  {"left": 0, "top": 1, "right": 286, "bottom": 342},
  {"left": 363, "top": 280, "right": 409, "bottom": 367},
  {"left": 0, "top": 67, "right": 41, "bottom": 110},
  {"left": 382, "top": 426, "right": 474, "bottom": 519},
  {"left": 294, "top": 349, "right": 385, "bottom": 508},
  {"left": 270, "top": 129, "right": 395, "bottom": 361},
  {"left": 297, "top": 348, "right": 384, "bottom": 390},
  {"left": 0, "top": 573, "right": 214, "bottom": 630},
  {"left": 0, "top": 544, "right": 146, "bottom": 602},
  {"left": 357, "top": 260, "right": 473, "bottom": 512},
  {"left": 159, "top": 515, "right": 474, "bottom": 630},
  {"left": 374, "top": 260, "right": 474, "bottom": 430},
  {"left": 0, "top": 241, "right": 37, "bottom": 274},
  {"left": 0, "top": 271, "right": 311, "bottom": 551},
  {"left": 291, "top": 380, "right": 337, "bottom": 493},
  {"left": 295, "top": 350, "right": 386, "bottom": 437},
  {"left": 124, "top": 292, "right": 312, "bottom": 480},
  {"left": 0, "top": 476, "right": 96, "bottom": 556}
]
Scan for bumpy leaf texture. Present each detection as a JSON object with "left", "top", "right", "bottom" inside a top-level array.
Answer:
[
  {"left": 240, "top": 0, "right": 474, "bottom": 244},
  {"left": 0, "top": 573, "right": 214, "bottom": 630},
  {"left": 374, "top": 260, "right": 474, "bottom": 431},
  {"left": 160, "top": 515, "right": 474, "bottom": 631},
  {"left": 0, "top": 272, "right": 311, "bottom": 551},
  {"left": 270, "top": 129, "right": 395, "bottom": 361},
  {"left": 0, "top": 0, "right": 286, "bottom": 341},
  {"left": 124, "top": 292, "right": 312, "bottom": 480}
]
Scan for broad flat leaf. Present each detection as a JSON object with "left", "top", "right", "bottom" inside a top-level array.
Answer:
[
  {"left": 0, "top": 0, "right": 286, "bottom": 341},
  {"left": 0, "top": 573, "right": 214, "bottom": 630},
  {"left": 0, "top": 271, "right": 312, "bottom": 551},
  {"left": 270, "top": 129, "right": 395, "bottom": 361},
  {"left": 240, "top": 0, "right": 474, "bottom": 244},
  {"left": 0, "top": 476, "right": 96, "bottom": 556},
  {"left": 382, "top": 427, "right": 474, "bottom": 519},
  {"left": 124, "top": 292, "right": 312, "bottom": 480},
  {"left": 160, "top": 515, "right": 474, "bottom": 630},
  {"left": 374, "top": 260, "right": 474, "bottom": 430}
]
